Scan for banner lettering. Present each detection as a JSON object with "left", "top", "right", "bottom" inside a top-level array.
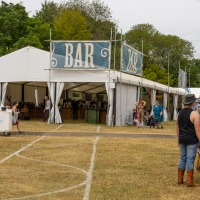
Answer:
[
  {"left": 122, "top": 43, "right": 143, "bottom": 75},
  {"left": 51, "top": 41, "right": 111, "bottom": 69}
]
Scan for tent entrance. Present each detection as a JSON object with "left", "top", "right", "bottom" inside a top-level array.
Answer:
[
  {"left": 5, "top": 82, "right": 108, "bottom": 124},
  {"left": 61, "top": 82, "right": 108, "bottom": 124}
]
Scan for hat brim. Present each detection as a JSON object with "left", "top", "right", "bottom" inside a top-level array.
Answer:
[{"left": 182, "top": 98, "right": 197, "bottom": 105}]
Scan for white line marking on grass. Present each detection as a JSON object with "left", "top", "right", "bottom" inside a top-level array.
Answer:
[
  {"left": 3, "top": 125, "right": 99, "bottom": 200},
  {"left": 0, "top": 136, "right": 46, "bottom": 164},
  {"left": 97, "top": 125, "right": 101, "bottom": 133},
  {"left": 5, "top": 181, "right": 87, "bottom": 200},
  {"left": 16, "top": 154, "right": 87, "bottom": 174},
  {"left": 30, "top": 139, "right": 96, "bottom": 149},
  {"left": 0, "top": 125, "right": 63, "bottom": 165},
  {"left": 83, "top": 126, "right": 100, "bottom": 200}
]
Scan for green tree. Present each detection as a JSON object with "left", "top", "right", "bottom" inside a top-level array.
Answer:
[
  {"left": 54, "top": 9, "right": 91, "bottom": 40},
  {"left": 35, "top": 0, "right": 61, "bottom": 25},
  {"left": 61, "top": 0, "right": 115, "bottom": 40},
  {"left": 87, "top": 0, "right": 114, "bottom": 40},
  {"left": 13, "top": 32, "right": 43, "bottom": 50},
  {"left": 125, "top": 23, "right": 195, "bottom": 86},
  {"left": 33, "top": 0, "right": 63, "bottom": 48},
  {"left": 143, "top": 64, "right": 174, "bottom": 85},
  {"left": 26, "top": 17, "right": 52, "bottom": 50},
  {"left": 125, "top": 24, "right": 157, "bottom": 70},
  {"left": 0, "top": 1, "right": 29, "bottom": 55},
  {"left": 187, "top": 59, "right": 200, "bottom": 88}
]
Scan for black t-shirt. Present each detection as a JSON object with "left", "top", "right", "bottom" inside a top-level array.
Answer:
[{"left": 178, "top": 108, "right": 198, "bottom": 145}]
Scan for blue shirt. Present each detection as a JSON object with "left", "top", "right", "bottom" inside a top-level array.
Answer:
[{"left": 153, "top": 105, "right": 163, "bottom": 121}]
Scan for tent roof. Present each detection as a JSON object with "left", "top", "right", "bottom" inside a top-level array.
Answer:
[
  {"left": 0, "top": 46, "right": 50, "bottom": 82},
  {"left": 112, "top": 71, "right": 186, "bottom": 95},
  {"left": 0, "top": 46, "right": 110, "bottom": 83},
  {"left": 189, "top": 88, "right": 200, "bottom": 98}
]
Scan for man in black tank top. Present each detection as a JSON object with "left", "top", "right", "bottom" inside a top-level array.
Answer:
[{"left": 176, "top": 94, "right": 200, "bottom": 187}]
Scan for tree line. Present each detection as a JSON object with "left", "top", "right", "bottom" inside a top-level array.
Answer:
[{"left": 0, "top": 0, "right": 200, "bottom": 87}]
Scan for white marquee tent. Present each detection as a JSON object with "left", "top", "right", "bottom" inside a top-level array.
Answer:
[
  {"left": 0, "top": 46, "right": 186, "bottom": 126},
  {"left": 190, "top": 88, "right": 200, "bottom": 98}
]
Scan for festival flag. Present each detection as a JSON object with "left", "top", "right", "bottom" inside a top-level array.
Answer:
[{"left": 121, "top": 42, "right": 143, "bottom": 76}]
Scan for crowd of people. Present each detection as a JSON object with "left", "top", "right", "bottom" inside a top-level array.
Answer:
[{"left": 3, "top": 95, "right": 108, "bottom": 131}]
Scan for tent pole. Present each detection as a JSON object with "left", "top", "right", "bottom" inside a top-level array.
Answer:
[
  {"left": 22, "top": 84, "right": 24, "bottom": 102},
  {"left": 141, "top": 40, "right": 144, "bottom": 100},
  {"left": 119, "top": 30, "right": 123, "bottom": 125},
  {"left": 54, "top": 82, "right": 57, "bottom": 124},
  {"left": 0, "top": 83, "right": 2, "bottom": 105}
]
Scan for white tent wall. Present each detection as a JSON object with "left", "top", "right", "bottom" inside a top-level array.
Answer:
[
  {"left": 107, "top": 86, "right": 114, "bottom": 126},
  {"left": 115, "top": 83, "right": 137, "bottom": 126},
  {"left": 189, "top": 88, "right": 200, "bottom": 98},
  {"left": 150, "top": 89, "right": 157, "bottom": 115},
  {"left": 6, "top": 84, "right": 22, "bottom": 103},
  {"left": 47, "top": 82, "right": 64, "bottom": 124},
  {"left": 0, "top": 82, "right": 8, "bottom": 106},
  {"left": 24, "top": 85, "right": 46, "bottom": 105},
  {"left": 6, "top": 84, "right": 47, "bottom": 106},
  {"left": 137, "top": 87, "right": 141, "bottom": 102},
  {"left": 49, "top": 70, "right": 109, "bottom": 83},
  {"left": 173, "top": 94, "right": 178, "bottom": 120},
  {"left": 113, "top": 71, "right": 186, "bottom": 96},
  {"left": 163, "top": 92, "right": 168, "bottom": 122}
]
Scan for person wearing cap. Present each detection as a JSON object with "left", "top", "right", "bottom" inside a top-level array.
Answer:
[{"left": 176, "top": 93, "right": 200, "bottom": 187}]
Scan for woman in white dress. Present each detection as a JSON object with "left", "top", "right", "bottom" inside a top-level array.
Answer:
[{"left": 12, "top": 101, "right": 22, "bottom": 133}]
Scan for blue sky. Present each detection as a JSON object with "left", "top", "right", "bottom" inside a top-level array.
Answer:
[{"left": 6, "top": 0, "right": 200, "bottom": 58}]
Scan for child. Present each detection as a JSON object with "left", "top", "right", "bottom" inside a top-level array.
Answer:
[
  {"left": 144, "top": 112, "right": 150, "bottom": 126},
  {"left": 132, "top": 108, "right": 139, "bottom": 127},
  {"left": 21, "top": 105, "right": 30, "bottom": 120}
]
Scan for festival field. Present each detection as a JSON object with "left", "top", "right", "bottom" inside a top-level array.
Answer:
[{"left": 0, "top": 120, "right": 200, "bottom": 200}]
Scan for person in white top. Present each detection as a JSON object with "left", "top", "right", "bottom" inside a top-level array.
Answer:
[
  {"left": 43, "top": 96, "right": 50, "bottom": 121},
  {"left": 12, "top": 101, "right": 22, "bottom": 133}
]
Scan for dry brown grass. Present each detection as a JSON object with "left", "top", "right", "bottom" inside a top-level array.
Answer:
[
  {"left": 100, "top": 121, "right": 176, "bottom": 135},
  {"left": 12, "top": 119, "right": 99, "bottom": 133},
  {"left": 12, "top": 120, "right": 176, "bottom": 134},
  {"left": 1, "top": 120, "right": 200, "bottom": 200}
]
